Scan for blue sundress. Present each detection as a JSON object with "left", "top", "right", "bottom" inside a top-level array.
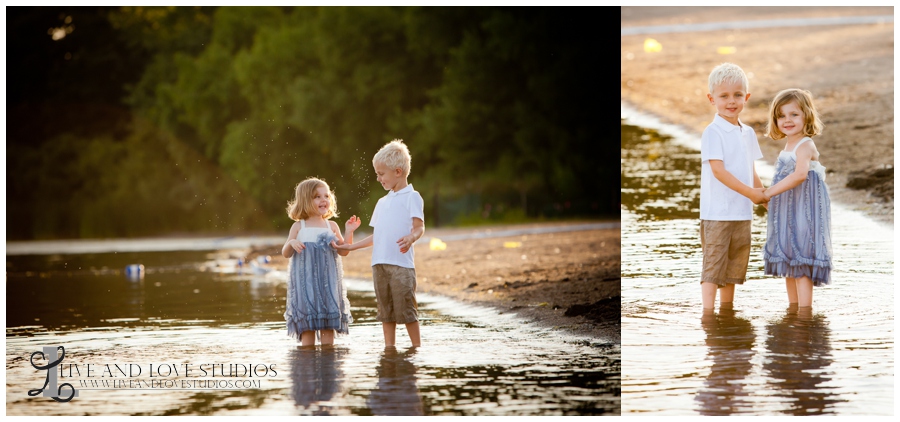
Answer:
[
  {"left": 284, "top": 220, "right": 353, "bottom": 337},
  {"left": 763, "top": 137, "right": 833, "bottom": 286}
]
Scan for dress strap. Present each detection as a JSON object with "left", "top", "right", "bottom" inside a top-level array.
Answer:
[
  {"left": 791, "top": 137, "right": 812, "bottom": 153},
  {"left": 300, "top": 219, "right": 305, "bottom": 229}
]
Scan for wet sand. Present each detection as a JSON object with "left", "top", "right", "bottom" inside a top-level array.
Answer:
[
  {"left": 621, "top": 6, "right": 894, "bottom": 224},
  {"left": 248, "top": 221, "right": 621, "bottom": 342}
]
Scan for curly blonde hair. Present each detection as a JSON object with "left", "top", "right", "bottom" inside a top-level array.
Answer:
[
  {"left": 286, "top": 177, "right": 338, "bottom": 221},
  {"left": 765, "top": 88, "right": 824, "bottom": 140}
]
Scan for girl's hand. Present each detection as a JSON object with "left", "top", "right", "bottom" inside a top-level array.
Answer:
[
  {"left": 749, "top": 187, "right": 768, "bottom": 205},
  {"left": 345, "top": 215, "right": 361, "bottom": 232},
  {"left": 290, "top": 239, "right": 306, "bottom": 254},
  {"left": 331, "top": 241, "right": 351, "bottom": 251}
]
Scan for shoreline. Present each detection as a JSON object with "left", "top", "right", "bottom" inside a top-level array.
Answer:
[
  {"left": 4, "top": 221, "right": 621, "bottom": 343},
  {"left": 248, "top": 220, "right": 621, "bottom": 344}
]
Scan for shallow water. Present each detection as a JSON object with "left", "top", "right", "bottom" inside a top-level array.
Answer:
[
  {"left": 5, "top": 250, "right": 619, "bottom": 415},
  {"left": 620, "top": 108, "right": 894, "bottom": 415}
]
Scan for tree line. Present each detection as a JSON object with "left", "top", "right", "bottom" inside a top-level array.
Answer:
[{"left": 6, "top": 6, "right": 619, "bottom": 240}]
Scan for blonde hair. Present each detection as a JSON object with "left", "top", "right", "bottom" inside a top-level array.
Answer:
[
  {"left": 708, "top": 62, "right": 749, "bottom": 94},
  {"left": 372, "top": 139, "right": 411, "bottom": 177},
  {"left": 765, "top": 88, "right": 824, "bottom": 140},
  {"left": 286, "top": 177, "right": 338, "bottom": 221}
]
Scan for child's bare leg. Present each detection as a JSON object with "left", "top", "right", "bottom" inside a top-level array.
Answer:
[
  {"left": 796, "top": 276, "right": 814, "bottom": 308},
  {"left": 320, "top": 329, "right": 335, "bottom": 345},
  {"left": 382, "top": 322, "right": 397, "bottom": 347},
  {"left": 701, "top": 282, "right": 719, "bottom": 309},
  {"left": 700, "top": 307, "right": 716, "bottom": 326},
  {"left": 719, "top": 283, "right": 736, "bottom": 304},
  {"left": 785, "top": 277, "right": 798, "bottom": 304},
  {"left": 405, "top": 321, "right": 421, "bottom": 347},
  {"left": 300, "top": 331, "right": 316, "bottom": 347},
  {"left": 797, "top": 304, "right": 813, "bottom": 319}
]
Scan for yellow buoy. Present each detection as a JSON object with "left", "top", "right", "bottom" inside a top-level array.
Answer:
[
  {"left": 644, "top": 38, "right": 662, "bottom": 53},
  {"left": 717, "top": 46, "right": 737, "bottom": 55},
  {"left": 429, "top": 238, "right": 447, "bottom": 251}
]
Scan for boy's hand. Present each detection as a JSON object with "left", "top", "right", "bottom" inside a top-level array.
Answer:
[
  {"left": 331, "top": 241, "right": 350, "bottom": 251},
  {"left": 749, "top": 187, "right": 768, "bottom": 205},
  {"left": 760, "top": 188, "right": 772, "bottom": 209},
  {"left": 397, "top": 234, "right": 416, "bottom": 254},
  {"left": 345, "top": 215, "right": 361, "bottom": 232},
  {"left": 289, "top": 239, "right": 306, "bottom": 254}
]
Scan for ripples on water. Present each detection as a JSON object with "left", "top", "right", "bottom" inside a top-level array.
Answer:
[
  {"left": 6, "top": 250, "right": 619, "bottom": 415},
  {"left": 621, "top": 116, "right": 894, "bottom": 415}
]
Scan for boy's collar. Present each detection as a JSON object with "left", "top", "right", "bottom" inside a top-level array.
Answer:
[
  {"left": 387, "top": 184, "right": 413, "bottom": 197},
  {"left": 712, "top": 114, "right": 747, "bottom": 132}
]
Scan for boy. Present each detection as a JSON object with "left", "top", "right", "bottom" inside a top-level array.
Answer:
[
  {"left": 699, "top": 63, "right": 767, "bottom": 310},
  {"left": 333, "top": 139, "right": 425, "bottom": 347}
]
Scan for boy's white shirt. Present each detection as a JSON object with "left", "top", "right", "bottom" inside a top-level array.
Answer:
[
  {"left": 700, "top": 114, "right": 764, "bottom": 221},
  {"left": 369, "top": 184, "right": 425, "bottom": 269}
]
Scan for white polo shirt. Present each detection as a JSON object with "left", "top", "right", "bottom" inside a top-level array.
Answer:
[
  {"left": 700, "top": 114, "right": 763, "bottom": 221},
  {"left": 369, "top": 184, "right": 425, "bottom": 269}
]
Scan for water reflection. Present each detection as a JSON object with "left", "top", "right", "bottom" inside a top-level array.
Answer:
[
  {"left": 125, "top": 277, "right": 145, "bottom": 314},
  {"left": 5, "top": 251, "right": 290, "bottom": 329},
  {"left": 621, "top": 123, "right": 701, "bottom": 221},
  {"left": 7, "top": 249, "right": 619, "bottom": 415},
  {"left": 695, "top": 306, "right": 756, "bottom": 415},
  {"left": 367, "top": 347, "right": 423, "bottom": 415},
  {"left": 289, "top": 346, "right": 347, "bottom": 415},
  {"left": 249, "top": 275, "right": 281, "bottom": 319},
  {"left": 622, "top": 115, "right": 892, "bottom": 415},
  {"left": 763, "top": 307, "right": 842, "bottom": 415}
]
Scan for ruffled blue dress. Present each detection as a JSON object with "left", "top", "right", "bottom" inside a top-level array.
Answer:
[
  {"left": 284, "top": 220, "right": 353, "bottom": 337},
  {"left": 763, "top": 137, "right": 833, "bottom": 286}
]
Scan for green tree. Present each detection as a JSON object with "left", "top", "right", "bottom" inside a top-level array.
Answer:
[{"left": 410, "top": 7, "right": 614, "bottom": 219}]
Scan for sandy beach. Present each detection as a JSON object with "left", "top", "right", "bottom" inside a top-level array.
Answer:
[
  {"left": 249, "top": 221, "right": 621, "bottom": 342},
  {"left": 621, "top": 6, "right": 894, "bottom": 224}
]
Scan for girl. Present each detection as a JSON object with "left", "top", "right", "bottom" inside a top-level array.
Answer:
[
  {"left": 282, "top": 177, "right": 361, "bottom": 346},
  {"left": 762, "top": 89, "right": 833, "bottom": 308}
]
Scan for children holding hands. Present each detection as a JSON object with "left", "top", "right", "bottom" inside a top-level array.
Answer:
[
  {"left": 699, "top": 63, "right": 833, "bottom": 312},
  {"left": 283, "top": 140, "right": 425, "bottom": 349}
]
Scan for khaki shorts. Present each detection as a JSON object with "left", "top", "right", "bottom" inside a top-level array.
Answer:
[
  {"left": 372, "top": 264, "right": 418, "bottom": 324},
  {"left": 700, "top": 220, "right": 751, "bottom": 287}
]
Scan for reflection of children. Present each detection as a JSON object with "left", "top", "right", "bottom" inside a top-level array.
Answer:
[
  {"left": 282, "top": 177, "right": 358, "bottom": 346},
  {"left": 332, "top": 140, "right": 425, "bottom": 347},
  {"left": 762, "top": 89, "right": 833, "bottom": 307},
  {"left": 367, "top": 347, "right": 423, "bottom": 415},
  {"left": 696, "top": 305, "right": 755, "bottom": 416},
  {"left": 699, "top": 63, "right": 767, "bottom": 310}
]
